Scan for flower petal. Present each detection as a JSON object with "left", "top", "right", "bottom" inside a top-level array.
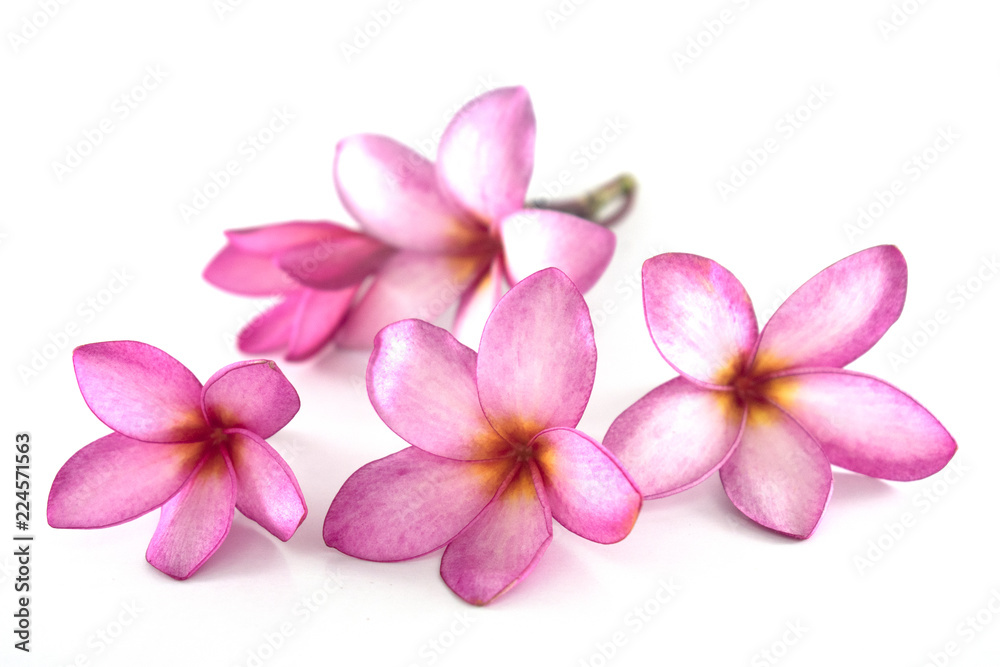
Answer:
[
  {"left": 286, "top": 287, "right": 358, "bottom": 361},
  {"left": 368, "top": 319, "right": 509, "bottom": 460},
  {"left": 440, "top": 463, "right": 552, "bottom": 605},
  {"left": 202, "top": 360, "right": 300, "bottom": 438},
  {"left": 531, "top": 427, "right": 641, "bottom": 544},
  {"left": 146, "top": 451, "right": 236, "bottom": 579},
  {"left": 228, "top": 429, "right": 307, "bottom": 541},
  {"left": 477, "top": 268, "right": 596, "bottom": 443},
  {"left": 238, "top": 294, "right": 301, "bottom": 355},
  {"left": 719, "top": 403, "right": 832, "bottom": 538},
  {"left": 203, "top": 244, "right": 295, "bottom": 296},
  {"left": 437, "top": 86, "right": 536, "bottom": 224},
  {"left": 642, "top": 253, "right": 758, "bottom": 387},
  {"left": 277, "top": 232, "right": 395, "bottom": 290},
  {"left": 763, "top": 370, "right": 956, "bottom": 481},
  {"left": 225, "top": 221, "right": 355, "bottom": 254},
  {"left": 74, "top": 341, "right": 208, "bottom": 443},
  {"left": 500, "top": 209, "right": 615, "bottom": 293},
  {"left": 47, "top": 433, "right": 204, "bottom": 528},
  {"left": 323, "top": 447, "right": 511, "bottom": 562},
  {"left": 452, "top": 259, "right": 505, "bottom": 350},
  {"left": 336, "top": 250, "right": 488, "bottom": 349},
  {"left": 335, "top": 134, "right": 486, "bottom": 251},
  {"left": 603, "top": 377, "right": 746, "bottom": 498},
  {"left": 750, "top": 245, "right": 907, "bottom": 375}
]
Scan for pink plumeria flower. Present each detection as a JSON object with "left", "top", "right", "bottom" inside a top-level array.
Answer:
[
  {"left": 204, "top": 221, "right": 394, "bottom": 361},
  {"left": 604, "top": 246, "right": 956, "bottom": 538},
  {"left": 324, "top": 268, "right": 642, "bottom": 605},
  {"left": 334, "top": 86, "right": 616, "bottom": 349},
  {"left": 48, "top": 341, "right": 307, "bottom": 579}
]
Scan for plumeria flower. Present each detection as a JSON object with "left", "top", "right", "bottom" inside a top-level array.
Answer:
[
  {"left": 324, "top": 268, "right": 642, "bottom": 605},
  {"left": 604, "top": 246, "right": 956, "bottom": 538},
  {"left": 333, "top": 86, "right": 617, "bottom": 348},
  {"left": 204, "top": 221, "right": 393, "bottom": 361},
  {"left": 48, "top": 341, "right": 307, "bottom": 579}
]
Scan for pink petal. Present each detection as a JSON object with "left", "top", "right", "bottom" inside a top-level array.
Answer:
[
  {"left": 603, "top": 377, "right": 746, "bottom": 498},
  {"left": 500, "top": 209, "right": 615, "bottom": 293},
  {"left": 323, "top": 447, "right": 512, "bottom": 562},
  {"left": 750, "top": 245, "right": 907, "bottom": 375},
  {"left": 368, "top": 319, "right": 509, "bottom": 460},
  {"left": 228, "top": 429, "right": 306, "bottom": 541},
  {"left": 238, "top": 294, "right": 301, "bottom": 355},
  {"left": 440, "top": 463, "right": 552, "bottom": 605},
  {"left": 437, "top": 86, "right": 536, "bottom": 224},
  {"left": 146, "top": 451, "right": 236, "bottom": 579},
  {"left": 719, "top": 403, "right": 832, "bottom": 538},
  {"left": 203, "top": 244, "right": 295, "bottom": 296},
  {"left": 452, "top": 259, "right": 505, "bottom": 350},
  {"left": 763, "top": 370, "right": 956, "bottom": 481},
  {"left": 277, "top": 232, "right": 395, "bottom": 290},
  {"left": 285, "top": 287, "right": 357, "bottom": 361},
  {"left": 531, "top": 427, "right": 641, "bottom": 544},
  {"left": 642, "top": 253, "right": 758, "bottom": 388},
  {"left": 201, "top": 360, "right": 300, "bottom": 438},
  {"left": 477, "top": 268, "right": 596, "bottom": 444},
  {"left": 225, "top": 221, "right": 355, "bottom": 254},
  {"left": 335, "top": 134, "right": 487, "bottom": 251},
  {"left": 336, "top": 250, "right": 489, "bottom": 349},
  {"left": 47, "top": 433, "right": 204, "bottom": 528},
  {"left": 73, "top": 342, "right": 209, "bottom": 443}
]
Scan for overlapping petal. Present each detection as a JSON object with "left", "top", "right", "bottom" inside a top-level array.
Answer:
[
  {"left": 47, "top": 433, "right": 204, "bottom": 529},
  {"left": 719, "top": 403, "right": 832, "bottom": 538},
  {"left": 202, "top": 360, "right": 300, "bottom": 439},
  {"left": 284, "top": 287, "right": 357, "bottom": 361},
  {"left": 74, "top": 342, "right": 208, "bottom": 443},
  {"left": 367, "top": 319, "right": 509, "bottom": 460},
  {"left": 452, "top": 258, "right": 505, "bottom": 350},
  {"left": 146, "top": 452, "right": 237, "bottom": 580},
  {"left": 532, "top": 427, "right": 641, "bottom": 544},
  {"left": 203, "top": 244, "right": 295, "bottom": 296},
  {"left": 335, "top": 134, "right": 485, "bottom": 251},
  {"left": 225, "top": 221, "right": 354, "bottom": 255},
  {"left": 324, "top": 447, "right": 511, "bottom": 562},
  {"left": 477, "top": 268, "right": 596, "bottom": 444},
  {"left": 440, "top": 464, "right": 552, "bottom": 605},
  {"left": 228, "top": 429, "right": 307, "bottom": 541},
  {"left": 336, "top": 250, "right": 488, "bottom": 349},
  {"left": 437, "top": 86, "right": 536, "bottom": 224},
  {"left": 278, "top": 232, "right": 394, "bottom": 290},
  {"left": 500, "top": 209, "right": 615, "bottom": 293},
  {"left": 238, "top": 294, "right": 302, "bottom": 355},
  {"left": 750, "top": 245, "right": 907, "bottom": 375},
  {"left": 604, "top": 377, "right": 746, "bottom": 498},
  {"left": 763, "top": 370, "right": 956, "bottom": 481},
  {"left": 642, "top": 253, "right": 758, "bottom": 387}
]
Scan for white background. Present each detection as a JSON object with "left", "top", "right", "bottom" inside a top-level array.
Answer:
[{"left": 3, "top": 1, "right": 999, "bottom": 665}]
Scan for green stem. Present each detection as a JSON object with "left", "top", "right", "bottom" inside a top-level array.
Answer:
[{"left": 527, "top": 173, "right": 637, "bottom": 227}]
